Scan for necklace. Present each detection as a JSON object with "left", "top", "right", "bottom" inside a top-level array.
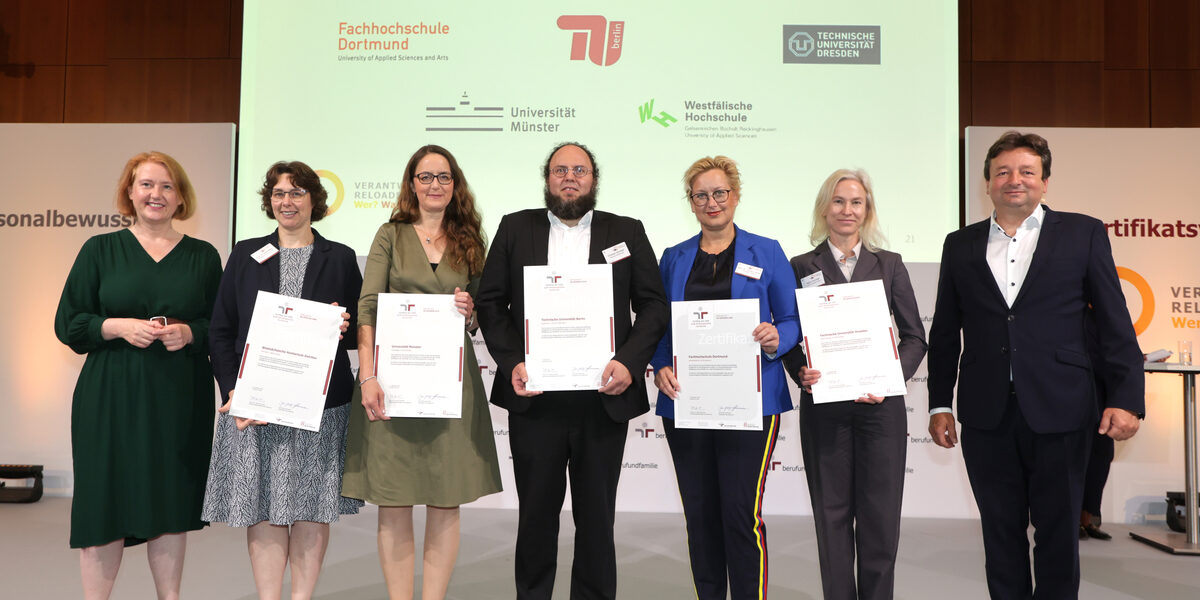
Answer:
[{"left": 413, "top": 224, "right": 442, "bottom": 244}]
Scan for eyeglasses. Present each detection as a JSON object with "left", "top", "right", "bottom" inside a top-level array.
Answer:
[
  {"left": 689, "top": 189, "right": 732, "bottom": 206},
  {"left": 414, "top": 172, "right": 453, "bottom": 185},
  {"left": 549, "top": 166, "right": 592, "bottom": 179},
  {"left": 271, "top": 188, "right": 308, "bottom": 200}
]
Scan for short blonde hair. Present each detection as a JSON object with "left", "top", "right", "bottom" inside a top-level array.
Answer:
[
  {"left": 809, "top": 168, "right": 886, "bottom": 251},
  {"left": 115, "top": 151, "right": 197, "bottom": 221},
  {"left": 683, "top": 155, "right": 741, "bottom": 199}
]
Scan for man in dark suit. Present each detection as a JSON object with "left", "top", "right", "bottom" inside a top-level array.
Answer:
[
  {"left": 926, "top": 131, "right": 1144, "bottom": 599},
  {"left": 476, "top": 142, "right": 669, "bottom": 600}
]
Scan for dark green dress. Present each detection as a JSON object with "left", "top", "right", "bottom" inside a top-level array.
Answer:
[
  {"left": 54, "top": 229, "right": 222, "bottom": 548},
  {"left": 341, "top": 223, "right": 502, "bottom": 506}
]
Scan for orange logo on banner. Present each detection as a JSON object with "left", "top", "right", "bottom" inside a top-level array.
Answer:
[
  {"left": 1117, "top": 266, "right": 1154, "bottom": 335},
  {"left": 316, "top": 170, "right": 344, "bottom": 217}
]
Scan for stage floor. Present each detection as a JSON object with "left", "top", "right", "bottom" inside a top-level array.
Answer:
[{"left": 3, "top": 498, "right": 1197, "bottom": 598}]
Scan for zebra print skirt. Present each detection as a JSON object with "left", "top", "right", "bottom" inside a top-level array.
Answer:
[{"left": 201, "top": 403, "right": 362, "bottom": 527}]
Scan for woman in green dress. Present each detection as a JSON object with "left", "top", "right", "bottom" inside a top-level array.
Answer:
[
  {"left": 54, "top": 151, "right": 222, "bottom": 600},
  {"left": 341, "top": 144, "right": 502, "bottom": 600}
]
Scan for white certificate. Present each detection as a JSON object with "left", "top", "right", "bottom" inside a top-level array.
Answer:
[
  {"left": 374, "top": 293, "right": 465, "bottom": 418},
  {"left": 671, "top": 298, "right": 763, "bottom": 430},
  {"left": 523, "top": 264, "right": 615, "bottom": 391},
  {"left": 795, "top": 280, "right": 907, "bottom": 404},
  {"left": 230, "top": 290, "right": 345, "bottom": 431}
]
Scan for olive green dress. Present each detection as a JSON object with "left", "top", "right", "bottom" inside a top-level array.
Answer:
[
  {"left": 54, "top": 229, "right": 222, "bottom": 548},
  {"left": 341, "top": 223, "right": 502, "bottom": 506}
]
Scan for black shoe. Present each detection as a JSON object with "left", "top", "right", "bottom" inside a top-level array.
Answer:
[
  {"left": 1082, "top": 524, "right": 1112, "bottom": 540},
  {"left": 1079, "top": 525, "right": 1088, "bottom": 539}
]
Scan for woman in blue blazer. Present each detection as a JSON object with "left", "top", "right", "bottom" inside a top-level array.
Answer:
[
  {"left": 783, "top": 168, "right": 926, "bottom": 600},
  {"left": 651, "top": 156, "right": 799, "bottom": 600}
]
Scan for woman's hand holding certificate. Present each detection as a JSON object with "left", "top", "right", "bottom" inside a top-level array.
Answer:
[{"left": 229, "top": 291, "right": 346, "bottom": 431}]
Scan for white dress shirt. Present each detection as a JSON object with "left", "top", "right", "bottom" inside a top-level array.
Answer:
[
  {"left": 827, "top": 239, "right": 863, "bottom": 281},
  {"left": 547, "top": 210, "right": 593, "bottom": 266},
  {"left": 929, "top": 203, "right": 1044, "bottom": 416}
]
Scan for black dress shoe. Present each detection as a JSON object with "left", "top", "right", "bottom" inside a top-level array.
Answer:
[{"left": 1082, "top": 524, "right": 1112, "bottom": 540}]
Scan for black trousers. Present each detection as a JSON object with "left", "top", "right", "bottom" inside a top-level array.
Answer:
[
  {"left": 508, "top": 396, "right": 629, "bottom": 600},
  {"left": 663, "top": 415, "right": 780, "bottom": 600},
  {"left": 1081, "top": 431, "right": 1114, "bottom": 519},
  {"left": 960, "top": 392, "right": 1092, "bottom": 600},
  {"left": 799, "top": 396, "right": 907, "bottom": 600}
]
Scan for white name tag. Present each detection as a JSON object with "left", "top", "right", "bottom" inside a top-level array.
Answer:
[
  {"left": 251, "top": 243, "right": 279, "bottom": 264},
  {"left": 603, "top": 242, "right": 631, "bottom": 264},
  {"left": 800, "top": 271, "right": 825, "bottom": 288},
  {"left": 734, "top": 262, "right": 763, "bottom": 280}
]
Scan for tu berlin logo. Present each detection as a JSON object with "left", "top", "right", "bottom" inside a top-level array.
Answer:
[{"left": 558, "top": 16, "right": 625, "bottom": 66}]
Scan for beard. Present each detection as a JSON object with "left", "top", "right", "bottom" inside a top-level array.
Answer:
[{"left": 543, "top": 185, "right": 598, "bottom": 221}]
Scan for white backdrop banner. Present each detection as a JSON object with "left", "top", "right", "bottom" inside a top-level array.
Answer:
[
  {"left": 966, "top": 126, "right": 1200, "bottom": 524},
  {"left": 0, "top": 124, "right": 235, "bottom": 495}
]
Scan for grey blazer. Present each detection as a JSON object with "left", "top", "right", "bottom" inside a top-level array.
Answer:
[{"left": 783, "top": 243, "right": 927, "bottom": 389}]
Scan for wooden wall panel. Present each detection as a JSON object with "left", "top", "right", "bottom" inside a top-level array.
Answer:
[
  {"left": 105, "top": 0, "right": 231, "bottom": 59},
  {"left": 0, "top": 0, "right": 68, "bottom": 64},
  {"left": 66, "top": 0, "right": 109, "bottom": 65},
  {"left": 970, "top": 62, "right": 1104, "bottom": 126},
  {"left": 64, "top": 66, "right": 106, "bottom": 121},
  {"left": 1150, "top": 69, "right": 1200, "bottom": 126},
  {"left": 0, "top": 66, "right": 64, "bottom": 121},
  {"left": 230, "top": 0, "right": 244, "bottom": 58},
  {"left": 1101, "top": 69, "right": 1150, "bottom": 125},
  {"left": 1104, "top": 0, "right": 1149, "bottom": 68},
  {"left": 971, "top": 0, "right": 1104, "bottom": 62},
  {"left": 103, "top": 59, "right": 239, "bottom": 122},
  {"left": 1149, "top": 0, "right": 1200, "bottom": 68}
]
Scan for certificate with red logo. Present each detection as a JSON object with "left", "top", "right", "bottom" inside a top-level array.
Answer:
[
  {"left": 374, "top": 293, "right": 465, "bottom": 418},
  {"left": 671, "top": 298, "right": 763, "bottom": 430},
  {"left": 523, "top": 264, "right": 615, "bottom": 392},
  {"left": 230, "top": 290, "right": 345, "bottom": 431},
  {"left": 795, "top": 280, "right": 907, "bottom": 404}
]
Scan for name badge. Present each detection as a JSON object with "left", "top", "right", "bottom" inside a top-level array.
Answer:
[
  {"left": 251, "top": 243, "right": 279, "bottom": 264},
  {"left": 603, "top": 242, "right": 631, "bottom": 264},
  {"left": 800, "top": 271, "right": 825, "bottom": 288},
  {"left": 734, "top": 262, "right": 763, "bottom": 280}
]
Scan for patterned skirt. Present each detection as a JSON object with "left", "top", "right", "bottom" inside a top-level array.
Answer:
[{"left": 201, "top": 403, "right": 362, "bottom": 527}]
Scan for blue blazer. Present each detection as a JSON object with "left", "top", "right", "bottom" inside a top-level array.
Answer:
[
  {"left": 650, "top": 226, "right": 800, "bottom": 418},
  {"left": 208, "top": 229, "right": 361, "bottom": 410}
]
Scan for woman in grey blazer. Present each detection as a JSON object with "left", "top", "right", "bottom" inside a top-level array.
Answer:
[{"left": 783, "top": 169, "right": 926, "bottom": 600}]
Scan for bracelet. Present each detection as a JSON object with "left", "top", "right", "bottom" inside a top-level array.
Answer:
[
  {"left": 359, "top": 375, "right": 377, "bottom": 386},
  {"left": 465, "top": 313, "right": 476, "bottom": 330}
]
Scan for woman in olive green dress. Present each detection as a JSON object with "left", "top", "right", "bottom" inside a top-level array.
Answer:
[
  {"left": 341, "top": 145, "right": 501, "bottom": 600},
  {"left": 54, "top": 151, "right": 221, "bottom": 600}
]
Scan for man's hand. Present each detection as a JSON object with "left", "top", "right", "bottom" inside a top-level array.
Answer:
[
  {"left": 511, "top": 362, "right": 542, "bottom": 397},
  {"left": 929, "top": 412, "right": 959, "bottom": 449},
  {"left": 598, "top": 360, "right": 633, "bottom": 395},
  {"left": 1098, "top": 407, "right": 1140, "bottom": 441}
]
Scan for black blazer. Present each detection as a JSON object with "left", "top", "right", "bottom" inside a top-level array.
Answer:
[
  {"left": 784, "top": 243, "right": 927, "bottom": 392},
  {"left": 926, "top": 206, "right": 1144, "bottom": 433},
  {"left": 208, "top": 229, "right": 361, "bottom": 409},
  {"left": 476, "top": 209, "right": 669, "bottom": 422}
]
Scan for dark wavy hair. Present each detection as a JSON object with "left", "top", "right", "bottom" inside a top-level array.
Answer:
[
  {"left": 390, "top": 145, "right": 486, "bottom": 276},
  {"left": 258, "top": 161, "right": 330, "bottom": 221},
  {"left": 984, "top": 131, "right": 1052, "bottom": 181}
]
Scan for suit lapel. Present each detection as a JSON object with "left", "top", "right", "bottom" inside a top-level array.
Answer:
[
  {"left": 849, "top": 248, "right": 879, "bottom": 283},
  {"left": 1013, "top": 206, "right": 1059, "bottom": 307},
  {"left": 588, "top": 211, "right": 609, "bottom": 264},
  {"left": 530, "top": 211, "right": 551, "bottom": 265},
  {"left": 300, "top": 229, "right": 327, "bottom": 299},
  {"left": 730, "top": 227, "right": 749, "bottom": 299},
  {"left": 813, "top": 243, "right": 847, "bottom": 285},
  {"left": 970, "top": 220, "right": 1007, "bottom": 306},
  {"left": 265, "top": 230, "right": 282, "bottom": 294}
]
